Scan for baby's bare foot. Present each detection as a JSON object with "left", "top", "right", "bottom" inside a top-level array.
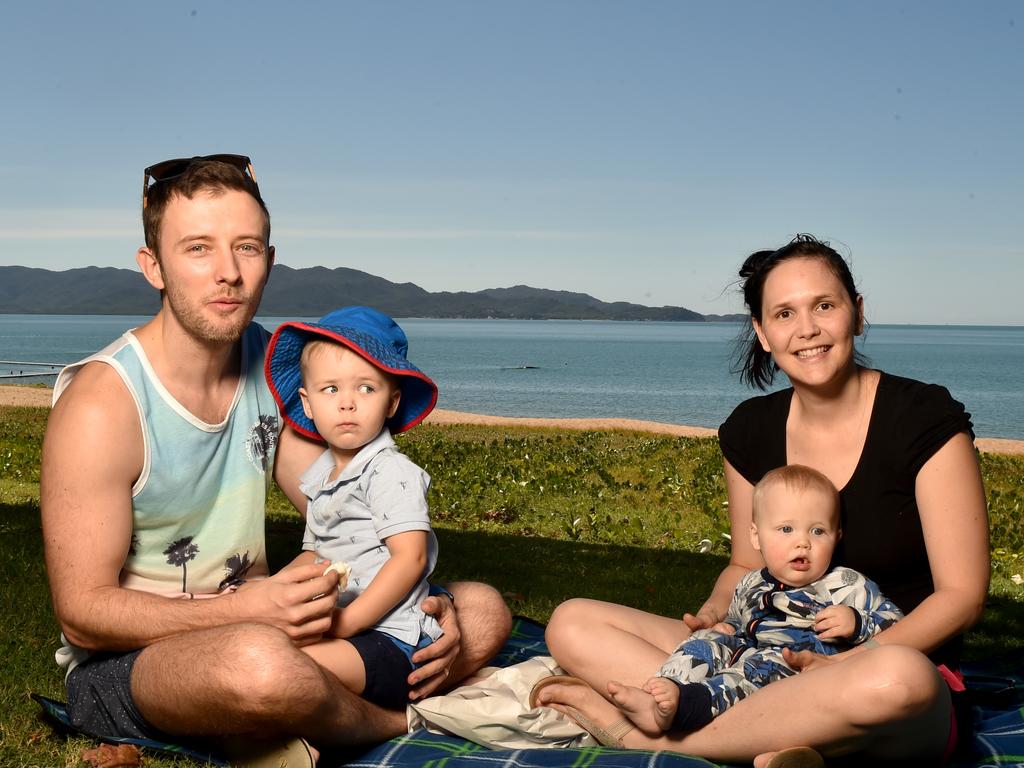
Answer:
[
  {"left": 646, "top": 677, "right": 681, "bottom": 728},
  {"left": 607, "top": 679, "right": 675, "bottom": 735}
]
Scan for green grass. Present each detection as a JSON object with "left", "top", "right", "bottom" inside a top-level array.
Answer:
[{"left": 3, "top": 408, "right": 1024, "bottom": 766}]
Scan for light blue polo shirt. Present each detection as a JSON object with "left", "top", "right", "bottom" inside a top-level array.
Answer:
[{"left": 299, "top": 429, "right": 442, "bottom": 646}]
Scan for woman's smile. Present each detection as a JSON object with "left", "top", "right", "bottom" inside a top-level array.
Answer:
[{"left": 795, "top": 345, "right": 830, "bottom": 359}]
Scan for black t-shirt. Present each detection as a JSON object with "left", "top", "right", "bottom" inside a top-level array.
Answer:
[{"left": 719, "top": 371, "right": 974, "bottom": 667}]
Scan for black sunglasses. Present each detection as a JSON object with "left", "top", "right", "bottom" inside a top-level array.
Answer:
[{"left": 142, "top": 154, "right": 258, "bottom": 208}]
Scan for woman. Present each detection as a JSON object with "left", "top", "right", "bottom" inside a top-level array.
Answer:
[{"left": 536, "top": 235, "right": 989, "bottom": 766}]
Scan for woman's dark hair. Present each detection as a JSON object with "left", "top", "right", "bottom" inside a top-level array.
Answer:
[{"left": 732, "top": 233, "right": 866, "bottom": 390}]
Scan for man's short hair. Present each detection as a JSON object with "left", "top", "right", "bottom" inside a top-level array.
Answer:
[
  {"left": 752, "top": 464, "right": 840, "bottom": 525},
  {"left": 142, "top": 159, "right": 270, "bottom": 254}
]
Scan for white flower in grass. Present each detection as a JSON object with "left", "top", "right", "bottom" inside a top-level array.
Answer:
[
  {"left": 1011, "top": 574, "right": 1023, "bottom": 586},
  {"left": 698, "top": 539, "right": 712, "bottom": 553}
]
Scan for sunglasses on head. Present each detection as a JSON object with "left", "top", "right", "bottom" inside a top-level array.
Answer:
[{"left": 142, "top": 154, "right": 258, "bottom": 209}]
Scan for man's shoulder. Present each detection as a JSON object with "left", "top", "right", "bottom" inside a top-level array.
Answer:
[
  {"left": 52, "top": 360, "right": 135, "bottom": 417},
  {"left": 43, "top": 358, "right": 144, "bottom": 490},
  {"left": 47, "top": 360, "right": 139, "bottom": 451}
]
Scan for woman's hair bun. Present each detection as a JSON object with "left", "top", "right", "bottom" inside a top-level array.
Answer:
[{"left": 739, "top": 249, "right": 776, "bottom": 280}]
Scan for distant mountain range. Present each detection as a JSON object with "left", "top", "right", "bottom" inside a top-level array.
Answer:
[{"left": 0, "top": 265, "right": 742, "bottom": 322}]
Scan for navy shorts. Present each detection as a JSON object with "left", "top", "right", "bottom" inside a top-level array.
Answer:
[
  {"left": 65, "top": 631, "right": 435, "bottom": 736},
  {"left": 347, "top": 630, "right": 419, "bottom": 709},
  {"left": 65, "top": 649, "right": 173, "bottom": 743}
]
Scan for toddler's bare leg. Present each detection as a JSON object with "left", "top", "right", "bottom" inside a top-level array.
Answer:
[{"left": 302, "top": 637, "right": 366, "bottom": 694}]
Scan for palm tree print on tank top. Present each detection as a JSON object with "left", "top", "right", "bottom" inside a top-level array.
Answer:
[
  {"left": 220, "top": 551, "right": 255, "bottom": 591},
  {"left": 164, "top": 536, "right": 199, "bottom": 595}
]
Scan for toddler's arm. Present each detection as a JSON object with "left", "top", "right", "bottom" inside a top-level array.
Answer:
[
  {"left": 328, "top": 530, "right": 429, "bottom": 638},
  {"left": 284, "top": 549, "right": 318, "bottom": 569}
]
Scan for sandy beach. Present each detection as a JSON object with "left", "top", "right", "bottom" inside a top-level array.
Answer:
[{"left": 4, "top": 384, "right": 1021, "bottom": 455}]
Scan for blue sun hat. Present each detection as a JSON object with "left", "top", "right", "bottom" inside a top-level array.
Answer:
[{"left": 265, "top": 306, "right": 438, "bottom": 441}]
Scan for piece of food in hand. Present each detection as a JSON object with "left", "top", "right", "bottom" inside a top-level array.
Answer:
[{"left": 322, "top": 561, "right": 352, "bottom": 590}]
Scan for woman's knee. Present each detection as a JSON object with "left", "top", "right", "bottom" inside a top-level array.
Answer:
[
  {"left": 846, "top": 646, "right": 945, "bottom": 724},
  {"left": 545, "top": 598, "right": 598, "bottom": 654}
]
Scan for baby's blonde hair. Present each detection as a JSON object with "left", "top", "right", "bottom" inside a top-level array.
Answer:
[
  {"left": 299, "top": 339, "right": 398, "bottom": 390},
  {"left": 752, "top": 465, "right": 840, "bottom": 526}
]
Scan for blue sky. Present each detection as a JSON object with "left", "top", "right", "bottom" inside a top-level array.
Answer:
[{"left": 1, "top": 2, "right": 1020, "bottom": 324}]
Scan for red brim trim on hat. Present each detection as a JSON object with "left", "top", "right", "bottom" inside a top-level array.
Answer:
[
  {"left": 264, "top": 321, "right": 438, "bottom": 439},
  {"left": 304, "top": 328, "right": 439, "bottom": 429},
  {"left": 264, "top": 323, "right": 325, "bottom": 442},
  {"left": 391, "top": 384, "right": 439, "bottom": 433}
]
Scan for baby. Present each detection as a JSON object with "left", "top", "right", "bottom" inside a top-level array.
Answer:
[
  {"left": 611, "top": 464, "right": 903, "bottom": 734},
  {"left": 266, "top": 306, "right": 441, "bottom": 708}
]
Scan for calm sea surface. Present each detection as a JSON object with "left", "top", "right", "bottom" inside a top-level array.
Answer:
[{"left": 2, "top": 315, "right": 1022, "bottom": 440}]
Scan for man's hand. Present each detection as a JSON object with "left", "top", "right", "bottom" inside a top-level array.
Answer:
[
  {"left": 234, "top": 561, "right": 340, "bottom": 646},
  {"left": 813, "top": 605, "right": 857, "bottom": 641},
  {"left": 407, "top": 593, "right": 461, "bottom": 700}
]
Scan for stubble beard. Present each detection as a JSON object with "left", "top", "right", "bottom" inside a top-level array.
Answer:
[{"left": 164, "top": 282, "right": 264, "bottom": 346}]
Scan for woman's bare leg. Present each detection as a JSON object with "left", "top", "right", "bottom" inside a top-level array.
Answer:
[
  {"left": 545, "top": 598, "right": 690, "bottom": 687},
  {"left": 534, "top": 645, "right": 951, "bottom": 762}
]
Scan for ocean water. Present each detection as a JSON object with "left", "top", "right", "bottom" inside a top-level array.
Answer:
[{"left": 1, "top": 315, "right": 1022, "bottom": 440}]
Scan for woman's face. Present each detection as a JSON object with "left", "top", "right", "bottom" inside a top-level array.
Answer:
[{"left": 752, "top": 257, "right": 863, "bottom": 390}]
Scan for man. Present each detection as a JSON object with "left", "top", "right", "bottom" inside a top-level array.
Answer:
[{"left": 41, "top": 155, "right": 510, "bottom": 764}]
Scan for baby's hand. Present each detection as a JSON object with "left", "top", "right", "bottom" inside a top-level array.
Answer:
[{"left": 813, "top": 605, "right": 857, "bottom": 640}]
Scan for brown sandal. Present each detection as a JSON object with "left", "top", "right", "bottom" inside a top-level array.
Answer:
[{"left": 529, "top": 675, "right": 635, "bottom": 748}]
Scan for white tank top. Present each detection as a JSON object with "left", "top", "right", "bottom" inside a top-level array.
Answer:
[{"left": 52, "top": 323, "right": 279, "bottom": 673}]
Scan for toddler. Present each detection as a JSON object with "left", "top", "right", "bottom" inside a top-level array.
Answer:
[{"left": 266, "top": 305, "right": 441, "bottom": 708}]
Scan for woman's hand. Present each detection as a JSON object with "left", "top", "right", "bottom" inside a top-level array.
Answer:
[
  {"left": 682, "top": 609, "right": 720, "bottom": 632},
  {"left": 684, "top": 596, "right": 737, "bottom": 633},
  {"left": 684, "top": 611, "right": 736, "bottom": 636},
  {"left": 782, "top": 646, "right": 856, "bottom": 674}
]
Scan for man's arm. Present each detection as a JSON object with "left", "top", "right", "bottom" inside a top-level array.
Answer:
[
  {"left": 273, "top": 423, "right": 325, "bottom": 512},
  {"left": 41, "top": 363, "right": 338, "bottom": 651}
]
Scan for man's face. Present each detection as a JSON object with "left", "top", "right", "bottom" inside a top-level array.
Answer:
[{"left": 147, "top": 189, "right": 273, "bottom": 345}]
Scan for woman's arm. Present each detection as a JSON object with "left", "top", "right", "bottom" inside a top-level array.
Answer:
[
  {"left": 861, "top": 432, "right": 989, "bottom": 653},
  {"left": 686, "top": 460, "right": 765, "bottom": 629}
]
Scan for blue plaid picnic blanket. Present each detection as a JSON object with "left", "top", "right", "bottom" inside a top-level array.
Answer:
[{"left": 35, "top": 617, "right": 1024, "bottom": 767}]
